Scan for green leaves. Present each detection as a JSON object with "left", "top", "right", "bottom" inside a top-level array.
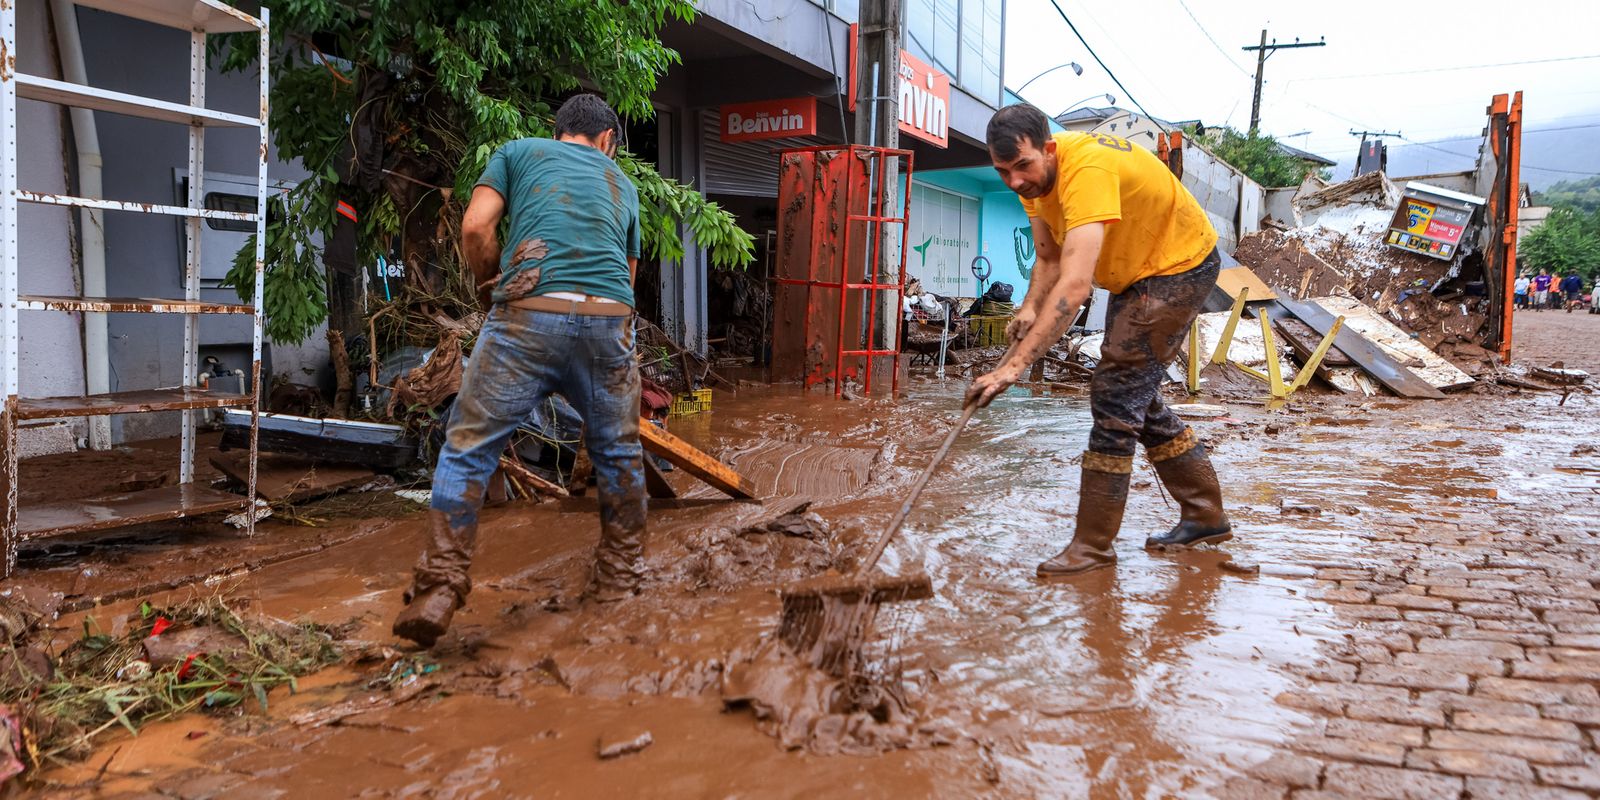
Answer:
[
  {"left": 622, "top": 154, "right": 754, "bottom": 269},
  {"left": 1521, "top": 206, "right": 1600, "bottom": 283},
  {"left": 222, "top": 191, "right": 330, "bottom": 345},
  {"left": 1189, "top": 126, "right": 1328, "bottom": 188},
  {"left": 217, "top": 0, "right": 753, "bottom": 343}
]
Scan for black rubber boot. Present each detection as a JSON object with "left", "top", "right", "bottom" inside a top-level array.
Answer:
[
  {"left": 1145, "top": 438, "right": 1232, "bottom": 550},
  {"left": 1038, "top": 461, "right": 1131, "bottom": 578}
]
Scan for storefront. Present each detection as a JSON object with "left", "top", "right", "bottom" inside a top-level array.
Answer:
[{"left": 642, "top": 0, "right": 1015, "bottom": 356}]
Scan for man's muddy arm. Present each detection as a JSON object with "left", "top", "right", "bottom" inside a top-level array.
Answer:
[
  {"left": 966, "top": 222, "right": 1100, "bottom": 409},
  {"left": 1008, "top": 222, "right": 1100, "bottom": 369},
  {"left": 463, "top": 185, "right": 507, "bottom": 309}
]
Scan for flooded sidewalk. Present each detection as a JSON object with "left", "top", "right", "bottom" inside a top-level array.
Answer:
[{"left": 14, "top": 356, "right": 1600, "bottom": 797}]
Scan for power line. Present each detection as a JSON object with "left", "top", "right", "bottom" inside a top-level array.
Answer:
[
  {"left": 1174, "top": 0, "right": 1251, "bottom": 77},
  {"left": 1294, "top": 53, "right": 1600, "bottom": 83},
  {"left": 1393, "top": 137, "right": 1598, "bottom": 177},
  {"left": 1241, "top": 29, "right": 1326, "bottom": 135},
  {"left": 1043, "top": 0, "right": 1166, "bottom": 132}
]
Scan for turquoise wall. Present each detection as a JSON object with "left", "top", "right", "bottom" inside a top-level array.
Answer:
[
  {"left": 901, "top": 90, "right": 1060, "bottom": 301},
  {"left": 979, "top": 190, "right": 1032, "bottom": 300}
]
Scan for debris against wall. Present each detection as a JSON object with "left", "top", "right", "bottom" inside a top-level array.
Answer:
[{"left": 1234, "top": 171, "right": 1491, "bottom": 355}]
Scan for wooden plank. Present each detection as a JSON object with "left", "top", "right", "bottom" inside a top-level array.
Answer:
[
  {"left": 1216, "top": 265, "right": 1277, "bottom": 301},
  {"left": 210, "top": 453, "right": 375, "bottom": 503},
  {"left": 1271, "top": 298, "right": 1445, "bottom": 399},
  {"left": 1273, "top": 318, "right": 1348, "bottom": 393},
  {"left": 1310, "top": 295, "right": 1476, "bottom": 391},
  {"left": 642, "top": 455, "right": 679, "bottom": 499},
  {"left": 18, "top": 388, "right": 251, "bottom": 420},
  {"left": 19, "top": 484, "right": 248, "bottom": 540},
  {"left": 1275, "top": 317, "right": 1353, "bottom": 366},
  {"left": 1288, "top": 316, "right": 1345, "bottom": 395},
  {"left": 1186, "top": 318, "right": 1200, "bottom": 394},
  {"left": 1258, "top": 311, "right": 1287, "bottom": 398},
  {"left": 1210, "top": 287, "right": 1250, "bottom": 365},
  {"left": 638, "top": 419, "right": 757, "bottom": 500}
]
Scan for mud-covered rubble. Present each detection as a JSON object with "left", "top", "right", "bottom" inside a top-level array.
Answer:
[{"left": 1238, "top": 171, "right": 1492, "bottom": 357}]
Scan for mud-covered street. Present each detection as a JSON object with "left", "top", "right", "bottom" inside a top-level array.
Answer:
[{"left": 0, "top": 312, "right": 1590, "bottom": 798}]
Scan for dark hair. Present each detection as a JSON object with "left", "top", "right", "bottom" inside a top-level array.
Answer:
[
  {"left": 554, "top": 94, "right": 622, "bottom": 140},
  {"left": 987, "top": 104, "right": 1051, "bottom": 160}
]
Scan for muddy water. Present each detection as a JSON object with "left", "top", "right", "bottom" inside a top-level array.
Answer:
[{"left": 29, "top": 379, "right": 1600, "bottom": 798}]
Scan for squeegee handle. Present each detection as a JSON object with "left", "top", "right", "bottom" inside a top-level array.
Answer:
[{"left": 856, "top": 341, "right": 1021, "bottom": 575}]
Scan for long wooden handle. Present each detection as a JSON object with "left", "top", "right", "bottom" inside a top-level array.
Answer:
[{"left": 856, "top": 341, "right": 1021, "bottom": 575}]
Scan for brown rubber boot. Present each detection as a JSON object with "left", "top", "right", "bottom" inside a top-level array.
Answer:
[
  {"left": 392, "top": 585, "right": 460, "bottom": 648},
  {"left": 1145, "top": 432, "right": 1232, "bottom": 550},
  {"left": 1038, "top": 457, "right": 1132, "bottom": 578},
  {"left": 583, "top": 482, "right": 646, "bottom": 604},
  {"left": 394, "top": 510, "right": 473, "bottom": 647}
]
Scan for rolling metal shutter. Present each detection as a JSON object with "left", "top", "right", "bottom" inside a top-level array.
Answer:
[{"left": 701, "top": 111, "right": 822, "bottom": 197}]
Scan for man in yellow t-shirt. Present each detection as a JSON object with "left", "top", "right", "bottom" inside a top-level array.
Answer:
[{"left": 967, "top": 104, "right": 1232, "bottom": 578}]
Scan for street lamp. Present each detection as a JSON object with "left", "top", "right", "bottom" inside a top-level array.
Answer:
[
  {"left": 1014, "top": 62, "right": 1083, "bottom": 97},
  {"left": 1056, "top": 93, "right": 1116, "bottom": 117}
]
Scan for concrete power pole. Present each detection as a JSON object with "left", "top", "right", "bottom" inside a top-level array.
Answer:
[
  {"left": 853, "top": 0, "right": 901, "bottom": 151},
  {"left": 853, "top": 0, "right": 903, "bottom": 383},
  {"left": 1242, "top": 29, "right": 1325, "bottom": 136}
]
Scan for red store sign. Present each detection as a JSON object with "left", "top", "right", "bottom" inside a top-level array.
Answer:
[
  {"left": 719, "top": 97, "right": 818, "bottom": 143},
  {"left": 848, "top": 25, "right": 952, "bottom": 149}
]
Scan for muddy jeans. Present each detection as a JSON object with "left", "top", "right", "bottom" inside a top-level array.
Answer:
[
  {"left": 411, "top": 304, "right": 647, "bottom": 602},
  {"left": 1087, "top": 250, "right": 1221, "bottom": 462}
]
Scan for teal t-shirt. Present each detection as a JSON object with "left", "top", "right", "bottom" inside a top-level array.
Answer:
[{"left": 476, "top": 138, "right": 641, "bottom": 306}]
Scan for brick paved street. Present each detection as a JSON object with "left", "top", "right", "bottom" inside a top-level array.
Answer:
[
  {"left": 1514, "top": 307, "right": 1600, "bottom": 374},
  {"left": 1215, "top": 310, "right": 1600, "bottom": 799},
  {"left": 23, "top": 311, "right": 1600, "bottom": 799}
]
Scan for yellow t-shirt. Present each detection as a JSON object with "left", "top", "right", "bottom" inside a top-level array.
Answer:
[{"left": 1019, "top": 132, "right": 1217, "bottom": 294}]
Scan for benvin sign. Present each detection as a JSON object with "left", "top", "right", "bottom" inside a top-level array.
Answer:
[
  {"left": 848, "top": 25, "right": 952, "bottom": 149},
  {"left": 719, "top": 97, "right": 818, "bottom": 143}
]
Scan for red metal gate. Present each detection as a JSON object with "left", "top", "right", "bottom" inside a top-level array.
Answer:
[{"left": 771, "top": 145, "right": 914, "bottom": 396}]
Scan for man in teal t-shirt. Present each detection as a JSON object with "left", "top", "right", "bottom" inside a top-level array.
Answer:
[
  {"left": 474, "top": 130, "right": 641, "bottom": 306},
  {"left": 395, "top": 95, "right": 650, "bottom": 647}
]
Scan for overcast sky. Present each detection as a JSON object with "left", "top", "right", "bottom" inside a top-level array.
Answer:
[{"left": 1004, "top": 0, "right": 1600, "bottom": 169}]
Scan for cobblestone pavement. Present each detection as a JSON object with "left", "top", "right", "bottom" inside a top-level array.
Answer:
[
  {"left": 1214, "top": 312, "right": 1600, "bottom": 799},
  {"left": 1513, "top": 307, "right": 1600, "bottom": 374},
  {"left": 22, "top": 314, "right": 1600, "bottom": 798}
]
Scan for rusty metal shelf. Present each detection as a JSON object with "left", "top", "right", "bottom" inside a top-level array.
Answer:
[
  {"left": 18, "top": 484, "right": 249, "bottom": 540},
  {"left": 17, "top": 388, "right": 253, "bottom": 420},
  {"left": 15, "top": 190, "right": 258, "bottom": 222},
  {"left": 19, "top": 295, "right": 254, "bottom": 314},
  {"left": 15, "top": 74, "right": 260, "bottom": 129},
  {"left": 70, "top": 0, "right": 263, "bottom": 34}
]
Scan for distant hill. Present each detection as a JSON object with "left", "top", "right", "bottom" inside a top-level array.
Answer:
[{"left": 1331, "top": 118, "right": 1600, "bottom": 191}]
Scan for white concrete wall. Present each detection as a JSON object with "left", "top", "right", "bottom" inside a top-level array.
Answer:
[
  {"left": 11, "top": 1, "right": 85, "bottom": 405},
  {"left": 1180, "top": 140, "right": 1265, "bottom": 253},
  {"left": 71, "top": 7, "right": 320, "bottom": 441},
  {"left": 1264, "top": 187, "right": 1297, "bottom": 227}
]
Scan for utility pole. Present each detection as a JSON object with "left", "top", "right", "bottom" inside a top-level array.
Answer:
[
  {"left": 853, "top": 0, "right": 901, "bottom": 151},
  {"left": 853, "top": 0, "right": 902, "bottom": 383},
  {"left": 1242, "top": 29, "right": 1325, "bottom": 136}
]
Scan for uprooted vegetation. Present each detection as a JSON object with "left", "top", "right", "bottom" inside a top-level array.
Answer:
[{"left": 0, "top": 595, "right": 340, "bottom": 778}]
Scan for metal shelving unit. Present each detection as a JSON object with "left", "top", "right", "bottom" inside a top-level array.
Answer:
[{"left": 0, "top": 0, "right": 270, "bottom": 576}]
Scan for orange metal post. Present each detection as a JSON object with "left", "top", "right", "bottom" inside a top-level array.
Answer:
[{"left": 1499, "top": 91, "right": 1522, "bottom": 364}]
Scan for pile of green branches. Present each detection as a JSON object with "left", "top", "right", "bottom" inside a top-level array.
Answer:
[{"left": 0, "top": 597, "right": 340, "bottom": 772}]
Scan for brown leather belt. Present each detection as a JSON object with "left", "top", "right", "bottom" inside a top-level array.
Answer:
[{"left": 507, "top": 295, "right": 633, "bottom": 317}]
